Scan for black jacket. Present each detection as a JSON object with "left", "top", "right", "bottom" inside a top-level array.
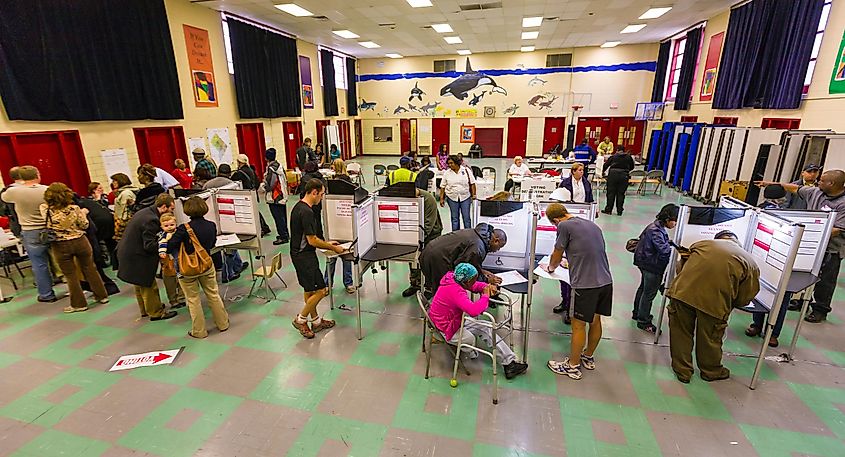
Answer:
[
  {"left": 132, "top": 183, "right": 167, "bottom": 213},
  {"left": 77, "top": 197, "right": 114, "bottom": 241},
  {"left": 232, "top": 165, "right": 258, "bottom": 190},
  {"left": 603, "top": 152, "right": 635, "bottom": 174},
  {"left": 116, "top": 206, "right": 162, "bottom": 287},
  {"left": 420, "top": 223, "right": 493, "bottom": 292}
]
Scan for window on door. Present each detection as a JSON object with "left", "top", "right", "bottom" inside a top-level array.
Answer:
[{"left": 803, "top": 0, "right": 833, "bottom": 95}]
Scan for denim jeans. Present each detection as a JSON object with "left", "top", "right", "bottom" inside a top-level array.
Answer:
[
  {"left": 446, "top": 197, "right": 472, "bottom": 231},
  {"left": 633, "top": 268, "right": 662, "bottom": 325},
  {"left": 222, "top": 250, "right": 244, "bottom": 281},
  {"left": 268, "top": 203, "right": 289, "bottom": 240},
  {"left": 20, "top": 229, "right": 56, "bottom": 300},
  {"left": 753, "top": 293, "right": 791, "bottom": 338},
  {"left": 326, "top": 258, "right": 353, "bottom": 287}
]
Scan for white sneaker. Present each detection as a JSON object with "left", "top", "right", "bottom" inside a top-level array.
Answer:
[{"left": 547, "top": 358, "right": 582, "bottom": 380}]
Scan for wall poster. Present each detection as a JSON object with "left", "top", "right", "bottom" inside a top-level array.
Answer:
[
  {"left": 699, "top": 32, "right": 724, "bottom": 102},
  {"left": 183, "top": 25, "right": 218, "bottom": 107},
  {"left": 299, "top": 55, "right": 314, "bottom": 108},
  {"left": 830, "top": 30, "right": 845, "bottom": 94},
  {"left": 460, "top": 125, "right": 475, "bottom": 143}
]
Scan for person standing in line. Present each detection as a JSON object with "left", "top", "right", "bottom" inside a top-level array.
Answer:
[
  {"left": 264, "top": 148, "right": 290, "bottom": 245},
  {"left": 757, "top": 170, "right": 845, "bottom": 323},
  {"left": 172, "top": 159, "right": 193, "bottom": 190},
  {"left": 152, "top": 165, "right": 179, "bottom": 190},
  {"left": 117, "top": 193, "right": 178, "bottom": 321},
  {"left": 167, "top": 196, "right": 229, "bottom": 338},
  {"left": 439, "top": 154, "right": 476, "bottom": 231},
  {"left": 0, "top": 167, "right": 24, "bottom": 237},
  {"left": 784, "top": 163, "right": 821, "bottom": 209},
  {"left": 666, "top": 231, "right": 760, "bottom": 383},
  {"left": 296, "top": 138, "right": 314, "bottom": 171},
  {"left": 40, "top": 183, "right": 109, "bottom": 313},
  {"left": 597, "top": 136, "right": 615, "bottom": 156},
  {"left": 290, "top": 179, "right": 345, "bottom": 339},
  {"left": 544, "top": 203, "right": 613, "bottom": 381},
  {"left": 601, "top": 145, "right": 635, "bottom": 216},
  {"left": 403, "top": 188, "right": 443, "bottom": 297},
  {"left": 231, "top": 154, "right": 271, "bottom": 237},
  {"left": 632, "top": 204, "right": 679, "bottom": 333},
  {"left": 202, "top": 164, "right": 249, "bottom": 283},
  {"left": 436, "top": 144, "right": 449, "bottom": 171},
  {"left": 1, "top": 166, "right": 58, "bottom": 302},
  {"left": 87, "top": 182, "right": 109, "bottom": 207},
  {"left": 133, "top": 165, "right": 167, "bottom": 212},
  {"left": 110, "top": 173, "right": 138, "bottom": 271},
  {"left": 192, "top": 148, "right": 217, "bottom": 178},
  {"left": 415, "top": 156, "right": 435, "bottom": 190}
]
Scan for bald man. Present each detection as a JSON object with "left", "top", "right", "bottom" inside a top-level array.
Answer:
[{"left": 758, "top": 169, "right": 845, "bottom": 323}]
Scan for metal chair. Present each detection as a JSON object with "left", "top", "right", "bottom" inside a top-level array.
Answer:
[
  {"left": 248, "top": 252, "right": 287, "bottom": 300},
  {"left": 373, "top": 164, "right": 387, "bottom": 185},
  {"left": 481, "top": 167, "right": 497, "bottom": 186},
  {"left": 639, "top": 169, "right": 664, "bottom": 195},
  {"left": 417, "top": 292, "right": 471, "bottom": 380},
  {"left": 347, "top": 162, "right": 363, "bottom": 185},
  {"left": 470, "top": 165, "right": 483, "bottom": 178},
  {"left": 386, "top": 164, "right": 400, "bottom": 172},
  {"left": 627, "top": 170, "right": 647, "bottom": 193}
]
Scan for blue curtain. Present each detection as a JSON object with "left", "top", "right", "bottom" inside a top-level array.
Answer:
[
  {"left": 651, "top": 41, "right": 671, "bottom": 102},
  {"left": 321, "top": 49, "right": 339, "bottom": 117},
  {"left": 674, "top": 27, "right": 703, "bottom": 111},
  {"left": 713, "top": 0, "right": 823, "bottom": 110},
  {"left": 346, "top": 57, "right": 358, "bottom": 116}
]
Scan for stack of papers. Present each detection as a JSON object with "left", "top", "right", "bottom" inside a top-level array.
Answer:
[
  {"left": 496, "top": 270, "right": 528, "bottom": 286},
  {"left": 534, "top": 256, "right": 570, "bottom": 282},
  {"left": 215, "top": 234, "right": 240, "bottom": 247}
]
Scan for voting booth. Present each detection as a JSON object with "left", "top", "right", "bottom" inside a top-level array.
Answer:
[
  {"left": 350, "top": 188, "right": 424, "bottom": 339},
  {"left": 321, "top": 181, "right": 369, "bottom": 307}
]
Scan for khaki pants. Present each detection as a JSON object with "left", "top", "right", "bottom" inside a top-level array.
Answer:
[
  {"left": 178, "top": 267, "right": 229, "bottom": 338},
  {"left": 52, "top": 237, "right": 107, "bottom": 309},
  {"left": 162, "top": 274, "right": 185, "bottom": 305},
  {"left": 668, "top": 299, "right": 730, "bottom": 381},
  {"left": 135, "top": 283, "right": 165, "bottom": 318}
]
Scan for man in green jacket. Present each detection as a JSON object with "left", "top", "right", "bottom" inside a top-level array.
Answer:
[{"left": 403, "top": 189, "right": 443, "bottom": 297}]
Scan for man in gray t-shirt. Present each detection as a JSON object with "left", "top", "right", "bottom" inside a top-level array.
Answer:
[
  {"left": 542, "top": 203, "right": 613, "bottom": 381},
  {"left": 759, "top": 169, "right": 845, "bottom": 322}
]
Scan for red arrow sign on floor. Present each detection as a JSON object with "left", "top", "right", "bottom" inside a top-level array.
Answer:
[
  {"left": 109, "top": 348, "right": 182, "bottom": 372},
  {"left": 152, "top": 353, "right": 173, "bottom": 364}
]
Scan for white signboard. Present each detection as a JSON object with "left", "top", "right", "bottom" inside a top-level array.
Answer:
[
  {"left": 100, "top": 149, "right": 131, "bottom": 180},
  {"left": 109, "top": 348, "right": 182, "bottom": 372}
]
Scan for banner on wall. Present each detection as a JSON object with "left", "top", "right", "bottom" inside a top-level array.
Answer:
[
  {"left": 455, "top": 109, "right": 477, "bottom": 118},
  {"left": 183, "top": 25, "right": 218, "bottom": 107},
  {"left": 299, "top": 56, "right": 314, "bottom": 108},
  {"left": 830, "top": 30, "right": 845, "bottom": 94},
  {"left": 699, "top": 32, "right": 724, "bottom": 102}
]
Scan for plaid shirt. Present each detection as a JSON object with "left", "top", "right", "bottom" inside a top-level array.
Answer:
[{"left": 194, "top": 158, "right": 217, "bottom": 178}]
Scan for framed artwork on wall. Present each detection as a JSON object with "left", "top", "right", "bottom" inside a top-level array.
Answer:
[{"left": 460, "top": 125, "right": 475, "bottom": 143}]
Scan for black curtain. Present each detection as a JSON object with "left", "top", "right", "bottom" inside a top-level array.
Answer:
[
  {"left": 674, "top": 27, "right": 703, "bottom": 111},
  {"left": 651, "top": 41, "right": 671, "bottom": 102},
  {"left": 714, "top": 0, "right": 823, "bottom": 110},
  {"left": 0, "top": 0, "right": 182, "bottom": 121},
  {"left": 346, "top": 57, "right": 358, "bottom": 116},
  {"left": 228, "top": 18, "right": 301, "bottom": 119},
  {"left": 321, "top": 49, "right": 339, "bottom": 117}
]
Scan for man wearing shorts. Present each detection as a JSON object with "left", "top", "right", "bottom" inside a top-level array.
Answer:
[
  {"left": 290, "top": 179, "right": 345, "bottom": 339},
  {"left": 542, "top": 203, "right": 613, "bottom": 380}
]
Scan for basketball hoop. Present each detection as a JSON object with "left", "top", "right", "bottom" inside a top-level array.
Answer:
[{"left": 571, "top": 105, "right": 583, "bottom": 111}]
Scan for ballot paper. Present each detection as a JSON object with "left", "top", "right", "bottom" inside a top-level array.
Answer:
[
  {"left": 336, "top": 242, "right": 353, "bottom": 251},
  {"left": 534, "top": 256, "right": 570, "bottom": 282},
  {"left": 215, "top": 234, "right": 241, "bottom": 247},
  {"left": 496, "top": 270, "right": 528, "bottom": 286},
  {"left": 322, "top": 241, "right": 353, "bottom": 256}
]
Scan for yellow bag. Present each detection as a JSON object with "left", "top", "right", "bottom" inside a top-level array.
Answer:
[{"left": 177, "top": 224, "right": 213, "bottom": 276}]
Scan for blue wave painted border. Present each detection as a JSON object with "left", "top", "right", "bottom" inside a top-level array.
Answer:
[{"left": 359, "top": 61, "right": 657, "bottom": 82}]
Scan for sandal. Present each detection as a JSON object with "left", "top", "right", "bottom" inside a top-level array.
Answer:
[
  {"left": 311, "top": 318, "right": 336, "bottom": 333},
  {"left": 292, "top": 319, "right": 315, "bottom": 339}
]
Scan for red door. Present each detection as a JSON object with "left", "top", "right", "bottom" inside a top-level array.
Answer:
[
  {"left": 399, "top": 119, "right": 411, "bottom": 154},
  {"left": 315, "top": 120, "right": 331, "bottom": 149},
  {"left": 337, "top": 120, "right": 351, "bottom": 159},
  {"left": 0, "top": 130, "right": 91, "bottom": 195},
  {"left": 542, "top": 117, "right": 566, "bottom": 153},
  {"left": 431, "top": 118, "right": 450, "bottom": 156},
  {"left": 354, "top": 119, "right": 363, "bottom": 157},
  {"left": 282, "top": 121, "right": 304, "bottom": 169},
  {"left": 608, "top": 117, "right": 646, "bottom": 155},
  {"left": 236, "top": 123, "right": 267, "bottom": 179},
  {"left": 133, "top": 127, "right": 189, "bottom": 171},
  {"left": 576, "top": 117, "right": 612, "bottom": 150},
  {"left": 506, "top": 117, "right": 528, "bottom": 157},
  {"left": 475, "top": 128, "right": 504, "bottom": 157}
]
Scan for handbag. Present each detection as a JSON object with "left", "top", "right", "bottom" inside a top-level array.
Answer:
[
  {"left": 625, "top": 238, "right": 639, "bottom": 253},
  {"left": 177, "top": 224, "right": 213, "bottom": 276},
  {"left": 39, "top": 209, "right": 57, "bottom": 244}
]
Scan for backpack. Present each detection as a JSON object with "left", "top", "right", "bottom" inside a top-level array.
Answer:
[{"left": 178, "top": 224, "right": 213, "bottom": 276}]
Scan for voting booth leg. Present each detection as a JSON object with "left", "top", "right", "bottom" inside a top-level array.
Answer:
[
  {"left": 326, "top": 262, "right": 334, "bottom": 310},
  {"left": 653, "top": 294, "right": 670, "bottom": 344},
  {"left": 788, "top": 285, "right": 815, "bottom": 361},
  {"left": 750, "top": 324, "right": 776, "bottom": 390},
  {"left": 385, "top": 262, "right": 390, "bottom": 294},
  {"left": 355, "top": 263, "right": 363, "bottom": 340}
]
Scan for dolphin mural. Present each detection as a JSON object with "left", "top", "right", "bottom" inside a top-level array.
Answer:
[
  {"left": 528, "top": 94, "right": 546, "bottom": 106},
  {"left": 528, "top": 76, "right": 547, "bottom": 86},
  {"left": 393, "top": 105, "right": 409, "bottom": 115},
  {"left": 421, "top": 101, "right": 441, "bottom": 112},
  {"left": 538, "top": 95, "right": 558, "bottom": 111},
  {"left": 440, "top": 58, "right": 507, "bottom": 101},
  {"left": 409, "top": 82, "right": 425, "bottom": 102},
  {"left": 359, "top": 99, "right": 377, "bottom": 111}
]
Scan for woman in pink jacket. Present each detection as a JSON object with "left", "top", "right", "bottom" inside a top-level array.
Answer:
[{"left": 428, "top": 263, "right": 528, "bottom": 379}]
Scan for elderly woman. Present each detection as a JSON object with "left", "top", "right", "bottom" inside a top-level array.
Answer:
[
  {"left": 504, "top": 156, "right": 531, "bottom": 192},
  {"left": 428, "top": 263, "right": 527, "bottom": 379},
  {"left": 41, "top": 183, "right": 109, "bottom": 313}
]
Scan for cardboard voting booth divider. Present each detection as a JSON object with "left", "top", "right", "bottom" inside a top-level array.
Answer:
[{"left": 321, "top": 181, "right": 370, "bottom": 308}]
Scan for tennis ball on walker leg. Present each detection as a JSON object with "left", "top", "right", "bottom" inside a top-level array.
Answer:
[{"left": 450, "top": 379, "right": 458, "bottom": 387}]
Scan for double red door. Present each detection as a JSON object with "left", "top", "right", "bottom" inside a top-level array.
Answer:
[
  {"left": 576, "top": 116, "right": 646, "bottom": 155},
  {"left": 134, "top": 126, "right": 189, "bottom": 171},
  {"left": 235, "top": 123, "right": 267, "bottom": 179},
  {"left": 0, "top": 130, "right": 91, "bottom": 195},
  {"left": 542, "top": 117, "right": 566, "bottom": 153},
  {"left": 282, "top": 121, "right": 303, "bottom": 169}
]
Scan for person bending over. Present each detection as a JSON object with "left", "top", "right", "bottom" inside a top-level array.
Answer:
[{"left": 419, "top": 223, "right": 507, "bottom": 297}]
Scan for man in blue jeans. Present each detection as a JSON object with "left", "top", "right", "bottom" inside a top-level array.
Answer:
[{"left": 1, "top": 166, "right": 57, "bottom": 301}]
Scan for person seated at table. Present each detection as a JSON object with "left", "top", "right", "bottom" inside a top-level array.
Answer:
[
  {"left": 759, "top": 184, "right": 787, "bottom": 209},
  {"left": 597, "top": 137, "right": 614, "bottom": 156},
  {"left": 428, "top": 263, "right": 528, "bottom": 379},
  {"left": 420, "top": 222, "right": 507, "bottom": 296},
  {"left": 385, "top": 156, "right": 417, "bottom": 186},
  {"left": 559, "top": 163, "right": 593, "bottom": 204},
  {"left": 415, "top": 157, "right": 435, "bottom": 190},
  {"left": 504, "top": 156, "right": 531, "bottom": 192}
]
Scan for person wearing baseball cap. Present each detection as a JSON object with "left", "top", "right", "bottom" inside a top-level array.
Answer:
[
  {"left": 385, "top": 154, "right": 418, "bottom": 186},
  {"left": 784, "top": 163, "right": 821, "bottom": 209},
  {"left": 192, "top": 148, "right": 217, "bottom": 178}
]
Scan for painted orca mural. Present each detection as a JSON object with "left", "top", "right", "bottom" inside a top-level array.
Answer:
[
  {"left": 468, "top": 91, "right": 486, "bottom": 106},
  {"left": 440, "top": 58, "right": 507, "bottom": 101},
  {"left": 409, "top": 82, "right": 425, "bottom": 102},
  {"left": 359, "top": 99, "right": 377, "bottom": 111}
]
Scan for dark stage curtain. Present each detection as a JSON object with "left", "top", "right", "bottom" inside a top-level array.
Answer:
[
  {"left": 346, "top": 57, "right": 358, "bottom": 116},
  {"left": 713, "top": 0, "right": 823, "bottom": 110},
  {"left": 0, "top": 0, "right": 182, "bottom": 121},
  {"left": 321, "top": 50, "right": 339, "bottom": 117},
  {"left": 228, "top": 18, "right": 301, "bottom": 119},
  {"left": 674, "top": 27, "right": 703, "bottom": 111},
  {"left": 651, "top": 41, "right": 672, "bottom": 103}
]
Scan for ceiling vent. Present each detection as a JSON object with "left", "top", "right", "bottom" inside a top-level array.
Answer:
[
  {"left": 458, "top": 2, "right": 503, "bottom": 11},
  {"left": 312, "top": 15, "right": 330, "bottom": 21},
  {"left": 379, "top": 23, "right": 397, "bottom": 29}
]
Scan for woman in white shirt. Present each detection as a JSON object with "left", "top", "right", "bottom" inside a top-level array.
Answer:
[
  {"left": 439, "top": 154, "right": 476, "bottom": 231},
  {"left": 504, "top": 156, "right": 531, "bottom": 192}
]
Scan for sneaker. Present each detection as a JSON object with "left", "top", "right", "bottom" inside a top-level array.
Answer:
[
  {"left": 553, "top": 302, "right": 567, "bottom": 314},
  {"left": 744, "top": 324, "right": 762, "bottom": 337},
  {"left": 401, "top": 286, "right": 419, "bottom": 298},
  {"left": 547, "top": 358, "right": 582, "bottom": 380},
  {"left": 170, "top": 302, "right": 187, "bottom": 310},
  {"left": 292, "top": 319, "right": 315, "bottom": 338},
  {"left": 580, "top": 353, "right": 596, "bottom": 370},
  {"left": 787, "top": 300, "right": 802, "bottom": 311},
  {"left": 311, "top": 318, "right": 336, "bottom": 333},
  {"left": 63, "top": 306, "right": 88, "bottom": 313},
  {"left": 345, "top": 286, "right": 357, "bottom": 294},
  {"left": 504, "top": 361, "right": 528, "bottom": 379},
  {"left": 150, "top": 310, "right": 178, "bottom": 321},
  {"left": 98, "top": 298, "right": 110, "bottom": 304},
  {"left": 804, "top": 311, "right": 827, "bottom": 323}
]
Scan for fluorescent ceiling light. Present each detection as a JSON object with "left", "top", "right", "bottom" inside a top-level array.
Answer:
[
  {"left": 444, "top": 36, "right": 462, "bottom": 44},
  {"left": 639, "top": 7, "right": 672, "bottom": 19},
  {"left": 431, "top": 23, "right": 453, "bottom": 33},
  {"left": 522, "top": 17, "right": 543, "bottom": 28},
  {"left": 601, "top": 41, "right": 621, "bottom": 48},
  {"left": 521, "top": 31, "right": 539, "bottom": 40},
  {"left": 520, "top": 46, "right": 535, "bottom": 52},
  {"left": 274, "top": 3, "right": 313, "bottom": 17},
  {"left": 333, "top": 30, "right": 360, "bottom": 39},
  {"left": 457, "top": 49, "right": 472, "bottom": 55},
  {"left": 386, "top": 53, "right": 403, "bottom": 58},
  {"left": 406, "top": 0, "right": 433, "bottom": 7},
  {"left": 621, "top": 24, "right": 647, "bottom": 33},
  {"left": 359, "top": 41, "right": 381, "bottom": 48}
]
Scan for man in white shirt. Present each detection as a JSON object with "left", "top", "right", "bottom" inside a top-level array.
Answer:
[{"left": 505, "top": 156, "right": 531, "bottom": 192}]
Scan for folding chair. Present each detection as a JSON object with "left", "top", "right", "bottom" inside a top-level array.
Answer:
[
  {"left": 386, "top": 164, "right": 400, "bottom": 172},
  {"left": 470, "top": 165, "right": 483, "bottom": 178},
  {"left": 481, "top": 167, "right": 497, "bottom": 186},
  {"left": 417, "top": 292, "right": 471, "bottom": 379},
  {"left": 640, "top": 170, "right": 664, "bottom": 195},
  {"left": 248, "top": 252, "right": 287, "bottom": 300},
  {"left": 346, "top": 162, "right": 364, "bottom": 186},
  {"left": 627, "top": 170, "right": 646, "bottom": 193},
  {"left": 373, "top": 164, "right": 387, "bottom": 185}
]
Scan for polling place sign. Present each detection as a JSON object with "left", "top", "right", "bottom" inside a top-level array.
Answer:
[{"left": 109, "top": 348, "right": 183, "bottom": 372}]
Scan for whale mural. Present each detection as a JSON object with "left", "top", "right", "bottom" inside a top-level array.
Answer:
[{"left": 440, "top": 58, "right": 507, "bottom": 101}]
